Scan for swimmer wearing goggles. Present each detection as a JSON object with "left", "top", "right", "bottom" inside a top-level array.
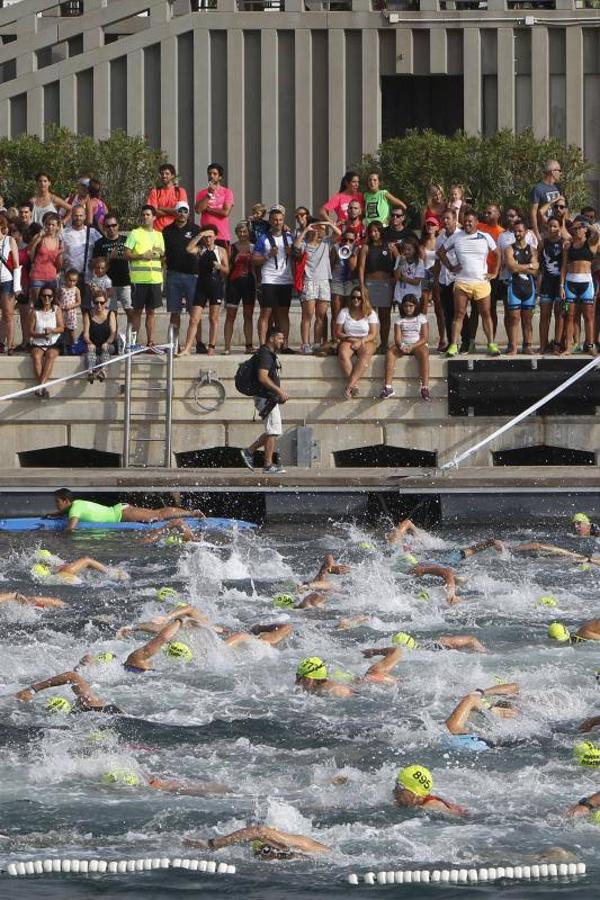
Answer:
[
  {"left": 572, "top": 512, "right": 600, "bottom": 538},
  {"left": 547, "top": 618, "right": 600, "bottom": 644},
  {"left": 15, "top": 669, "right": 124, "bottom": 715},
  {"left": 295, "top": 646, "right": 403, "bottom": 698},
  {"left": 184, "top": 825, "right": 329, "bottom": 860},
  {"left": 31, "top": 554, "right": 122, "bottom": 584},
  {"left": 393, "top": 764, "right": 468, "bottom": 817},
  {"left": 445, "top": 682, "right": 520, "bottom": 745}
]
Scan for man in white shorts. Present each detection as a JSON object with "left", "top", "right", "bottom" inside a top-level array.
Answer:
[
  {"left": 240, "top": 328, "right": 288, "bottom": 476},
  {"left": 437, "top": 209, "right": 500, "bottom": 357}
]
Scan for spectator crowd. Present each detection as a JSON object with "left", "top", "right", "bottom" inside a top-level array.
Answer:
[{"left": 0, "top": 158, "right": 598, "bottom": 401}]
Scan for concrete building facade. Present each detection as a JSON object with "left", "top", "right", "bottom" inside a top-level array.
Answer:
[{"left": 0, "top": 0, "right": 598, "bottom": 212}]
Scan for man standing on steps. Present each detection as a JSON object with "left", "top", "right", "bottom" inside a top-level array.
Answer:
[
  {"left": 124, "top": 205, "right": 165, "bottom": 348},
  {"left": 240, "top": 327, "right": 288, "bottom": 476},
  {"left": 253, "top": 205, "right": 294, "bottom": 350},
  {"left": 162, "top": 201, "right": 199, "bottom": 341}
]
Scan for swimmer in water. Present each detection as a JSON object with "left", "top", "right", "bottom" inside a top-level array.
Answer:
[
  {"left": 140, "top": 519, "right": 200, "bottom": 545},
  {"left": 49, "top": 487, "right": 206, "bottom": 533},
  {"left": 390, "top": 630, "right": 486, "bottom": 653},
  {"left": 393, "top": 764, "right": 467, "bottom": 816},
  {"left": 117, "top": 604, "right": 293, "bottom": 649},
  {"left": 15, "top": 669, "right": 124, "bottom": 714},
  {"left": 567, "top": 791, "right": 600, "bottom": 817},
  {"left": 0, "top": 591, "right": 65, "bottom": 609},
  {"left": 387, "top": 520, "right": 502, "bottom": 557},
  {"left": 122, "top": 614, "right": 198, "bottom": 672},
  {"left": 547, "top": 618, "right": 600, "bottom": 644},
  {"left": 571, "top": 512, "right": 600, "bottom": 537},
  {"left": 273, "top": 554, "right": 351, "bottom": 609},
  {"left": 445, "top": 682, "right": 520, "bottom": 745},
  {"left": 31, "top": 554, "right": 122, "bottom": 583},
  {"left": 295, "top": 647, "right": 403, "bottom": 698},
  {"left": 184, "top": 825, "right": 329, "bottom": 859},
  {"left": 101, "top": 769, "right": 230, "bottom": 795}
]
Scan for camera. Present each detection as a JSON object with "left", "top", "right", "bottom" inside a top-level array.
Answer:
[{"left": 338, "top": 244, "right": 353, "bottom": 260}]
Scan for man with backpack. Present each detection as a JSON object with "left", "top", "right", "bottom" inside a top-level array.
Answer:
[
  {"left": 238, "top": 327, "right": 288, "bottom": 476},
  {"left": 253, "top": 205, "right": 294, "bottom": 351}
]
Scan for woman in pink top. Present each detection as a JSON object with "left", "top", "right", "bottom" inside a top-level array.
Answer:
[
  {"left": 28, "top": 213, "right": 63, "bottom": 301},
  {"left": 319, "top": 171, "right": 364, "bottom": 226},
  {"left": 195, "top": 162, "right": 234, "bottom": 246}
]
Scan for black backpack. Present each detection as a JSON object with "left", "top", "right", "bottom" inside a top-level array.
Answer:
[{"left": 235, "top": 350, "right": 279, "bottom": 399}]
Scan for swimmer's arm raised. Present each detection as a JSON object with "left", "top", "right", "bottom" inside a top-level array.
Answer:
[
  {"left": 16, "top": 670, "right": 92, "bottom": 702},
  {"left": 578, "top": 715, "right": 600, "bottom": 733},
  {"left": 461, "top": 539, "right": 504, "bottom": 557},
  {"left": 128, "top": 619, "right": 182, "bottom": 663},
  {"left": 568, "top": 791, "right": 600, "bottom": 817},
  {"left": 481, "top": 682, "right": 519, "bottom": 697},
  {"left": 386, "top": 518, "right": 422, "bottom": 544},
  {"left": 412, "top": 564, "right": 458, "bottom": 604},
  {"left": 445, "top": 692, "right": 483, "bottom": 734},
  {"left": 362, "top": 646, "right": 402, "bottom": 676}
]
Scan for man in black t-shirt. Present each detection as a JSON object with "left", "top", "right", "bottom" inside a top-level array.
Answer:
[
  {"left": 383, "top": 208, "right": 417, "bottom": 245},
  {"left": 93, "top": 215, "right": 132, "bottom": 322},
  {"left": 163, "top": 201, "right": 201, "bottom": 333},
  {"left": 240, "top": 328, "right": 288, "bottom": 476}
]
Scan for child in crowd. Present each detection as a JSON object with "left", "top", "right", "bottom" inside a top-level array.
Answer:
[
  {"left": 393, "top": 239, "right": 425, "bottom": 310},
  {"left": 248, "top": 203, "right": 270, "bottom": 244},
  {"left": 379, "top": 294, "right": 430, "bottom": 401},
  {"left": 58, "top": 268, "right": 82, "bottom": 346},
  {"left": 87, "top": 257, "right": 113, "bottom": 310},
  {"left": 449, "top": 183, "right": 466, "bottom": 224}
]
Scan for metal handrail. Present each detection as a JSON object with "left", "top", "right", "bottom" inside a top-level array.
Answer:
[
  {"left": 122, "top": 323, "right": 133, "bottom": 468},
  {"left": 165, "top": 324, "right": 176, "bottom": 468}
]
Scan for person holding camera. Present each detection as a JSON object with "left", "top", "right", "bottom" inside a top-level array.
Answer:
[
  {"left": 240, "top": 327, "right": 288, "bottom": 476},
  {"left": 294, "top": 218, "right": 340, "bottom": 354},
  {"left": 177, "top": 226, "right": 229, "bottom": 356}
]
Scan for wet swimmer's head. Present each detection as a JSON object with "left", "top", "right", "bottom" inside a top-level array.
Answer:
[
  {"left": 31, "top": 562, "right": 51, "bottom": 579},
  {"left": 273, "top": 593, "right": 295, "bottom": 609},
  {"left": 296, "top": 656, "right": 328, "bottom": 681},
  {"left": 391, "top": 631, "right": 419, "bottom": 649},
  {"left": 394, "top": 764, "right": 433, "bottom": 803},
  {"left": 251, "top": 841, "right": 295, "bottom": 861},
  {"left": 572, "top": 512, "right": 593, "bottom": 536},
  {"left": 164, "top": 641, "right": 193, "bottom": 663},
  {"left": 36, "top": 548, "right": 53, "bottom": 561},
  {"left": 574, "top": 741, "right": 600, "bottom": 767},
  {"left": 94, "top": 652, "right": 115, "bottom": 664},
  {"left": 45, "top": 696, "right": 72, "bottom": 715},
  {"left": 102, "top": 769, "right": 142, "bottom": 787},
  {"left": 548, "top": 622, "right": 571, "bottom": 642},
  {"left": 156, "top": 586, "right": 179, "bottom": 603},
  {"left": 539, "top": 595, "right": 558, "bottom": 607},
  {"left": 165, "top": 534, "right": 184, "bottom": 546}
]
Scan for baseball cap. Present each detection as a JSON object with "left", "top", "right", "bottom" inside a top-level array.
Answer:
[
  {"left": 175, "top": 201, "right": 190, "bottom": 212},
  {"left": 269, "top": 204, "right": 286, "bottom": 216}
]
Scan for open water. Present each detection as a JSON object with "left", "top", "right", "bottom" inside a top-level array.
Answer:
[{"left": 1, "top": 518, "right": 600, "bottom": 899}]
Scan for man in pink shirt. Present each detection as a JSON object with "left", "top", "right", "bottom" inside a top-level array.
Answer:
[
  {"left": 147, "top": 164, "right": 188, "bottom": 232},
  {"left": 194, "top": 163, "right": 234, "bottom": 248}
]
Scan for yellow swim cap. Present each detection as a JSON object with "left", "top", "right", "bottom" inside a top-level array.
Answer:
[
  {"left": 358, "top": 541, "right": 375, "bottom": 551},
  {"left": 102, "top": 769, "right": 141, "bottom": 786},
  {"left": 579, "top": 564, "right": 592, "bottom": 572},
  {"left": 95, "top": 652, "right": 115, "bottom": 664},
  {"left": 416, "top": 589, "right": 430, "bottom": 601},
  {"left": 396, "top": 764, "right": 433, "bottom": 797},
  {"left": 391, "top": 631, "right": 418, "bottom": 649},
  {"left": 46, "top": 696, "right": 72, "bottom": 714},
  {"left": 273, "top": 593, "right": 295, "bottom": 609},
  {"left": 402, "top": 553, "right": 419, "bottom": 566},
  {"left": 572, "top": 513, "right": 591, "bottom": 524},
  {"left": 156, "top": 587, "right": 179, "bottom": 602},
  {"left": 36, "top": 549, "right": 53, "bottom": 561},
  {"left": 296, "top": 656, "right": 328, "bottom": 680},
  {"left": 31, "top": 563, "right": 51, "bottom": 578},
  {"left": 165, "top": 534, "right": 183, "bottom": 546},
  {"left": 548, "top": 622, "right": 571, "bottom": 642},
  {"left": 539, "top": 595, "right": 557, "bottom": 607},
  {"left": 590, "top": 810, "right": 600, "bottom": 825},
  {"left": 574, "top": 741, "right": 600, "bottom": 767},
  {"left": 164, "top": 641, "right": 193, "bottom": 663}
]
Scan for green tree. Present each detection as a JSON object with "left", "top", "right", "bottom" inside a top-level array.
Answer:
[
  {"left": 357, "top": 129, "right": 591, "bottom": 221},
  {"left": 0, "top": 125, "right": 165, "bottom": 228}
]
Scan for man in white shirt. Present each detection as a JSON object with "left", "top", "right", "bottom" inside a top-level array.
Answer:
[
  {"left": 253, "top": 205, "right": 294, "bottom": 350},
  {"left": 433, "top": 208, "right": 464, "bottom": 352},
  {"left": 61, "top": 204, "right": 102, "bottom": 305},
  {"left": 437, "top": 209, "right": 500, "bottom": 357}
]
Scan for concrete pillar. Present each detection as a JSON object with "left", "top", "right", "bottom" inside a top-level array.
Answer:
[
  {"left": 261, "top": 29, "right": 278, "bottom": 204},
  {"left": 463, "top": 28, "right": 481, "bottom": 134},
  {"left": 395, "top": 27, "right": 413, "bottom": 74},
  {"left": 497, "top": 27, "right": 515, "bottom": 130},
  {"left": 227, "top": 30, "right": 245, "bottom": 211},
  {"left": 193, "top": 29, "right": 211, "bottom": 198},
  {"left": 531, "top": 26, "right": 549, "bottom": 138},
  {"left": 60, "top": 74, "right": 77, "bottom": 131},
  {"left": 160, "top": 36, "right": 178, "bottom": 163},
  {"left": 16, "top": 51, "right": 35, "bottom": 79},
  {"left": 430, "top": 28, "right": 447, "bottom": 74},
  {"left": 26, "top": 86, "right": 43, "bottom": 137},
  {"left": 0, "top": 99, "right": 9, "bottom": 138},
  {"left": 362, "top": 28, "right": 380, "bottom": 155},
  {"left": 328, "top": 29, "right": 345, "bottom": 189},
  {"left": 126, "top": 49, "right": 144, "bottom": 136},
  {"left": 93, "top": 60, "right": 110, "bottom": 140},
  {"left": 566, "top": 26, "right": 583, "bottom": 150},
  {"left": 83, "top": 26, "right": 103, "bottom": 52},
  {"left": 295, "top": 28, "right": 312, "bottom": 206}
]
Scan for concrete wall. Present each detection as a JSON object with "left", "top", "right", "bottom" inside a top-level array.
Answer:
[{"left": 0, "top": 0, "right": 598, "bottom": 209}]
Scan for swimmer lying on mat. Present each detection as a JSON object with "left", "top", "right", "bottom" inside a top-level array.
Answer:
[{"left": 49, "top": 488, "right": 205, "bottom": 533}]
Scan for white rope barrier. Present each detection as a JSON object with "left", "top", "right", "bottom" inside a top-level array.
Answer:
[
  {"left": 4, "top": 856, "right": 236, "bottom": 876},
  {"left": 441, "top": 355, "right": 600, "bottom": 470},
  {"left": 348, "top": 861, "right": 586, "bottom": 885},
  {"left": 0, "top": 343, "right": 172, "bottom": 404}
]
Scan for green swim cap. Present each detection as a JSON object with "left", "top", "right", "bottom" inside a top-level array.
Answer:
[
  {"left": 416, "top": 589, "right": 430, "bottom": 601},
  {"left": 31, "top": 563, "right": 51, "bottom": 578},
  {"left": 296, "top": 656, "right": 328, "bottom": 680},
  {"left": 579, "top": 564, "right": 592, "bottom": 572},
  {"left": 574, "top": 740, "right": 600, "bottom": 767},
  {"left": 572, "top": 513, "right": 591, "bottom": 524},
  {"left": 402, "top": 553, "right": 419, "bottom": 566},
  {"left": 156, "top": 587, "right": 178, "bottom": 602},
  {"left": 396, "top": 764, "right": 432, "bottom": 798},
  {"left": 357, "top": 541, "right": 375, "bottom": 552},
  {"left": 95, "top": 652, "right": 115, "bottom": 664},
  {"left": 36, "top": 549, "right": 53, "bottom": 561},
  {"left": 251, "top": 840, "right": 265, "bottom": 854},
  {"left": 164, "top": 641, "right": 193, "bottom": 663},
  {"left": 165, "top": 534, "right": 183, "bottom": 546},
  {"left": 539, "top": 595, "right": 557, "bottom": 607},
  {"left": 102, "top": 769, "right": 141, "bottom": 786},
  {"left": 391, "top": 631, "right": 418, "bottom": 649},
  {"left": 46, "top": 696, "right": 72, "bottom": 715},
  {"left": 273, "top": 593, "right": 295, "bottom": 609},
  {"left": 590, "top": 810, "right": 600, "bottom": 825},
  {"left": 548, "top": 622, "right": 571, "bottom": 642}
]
